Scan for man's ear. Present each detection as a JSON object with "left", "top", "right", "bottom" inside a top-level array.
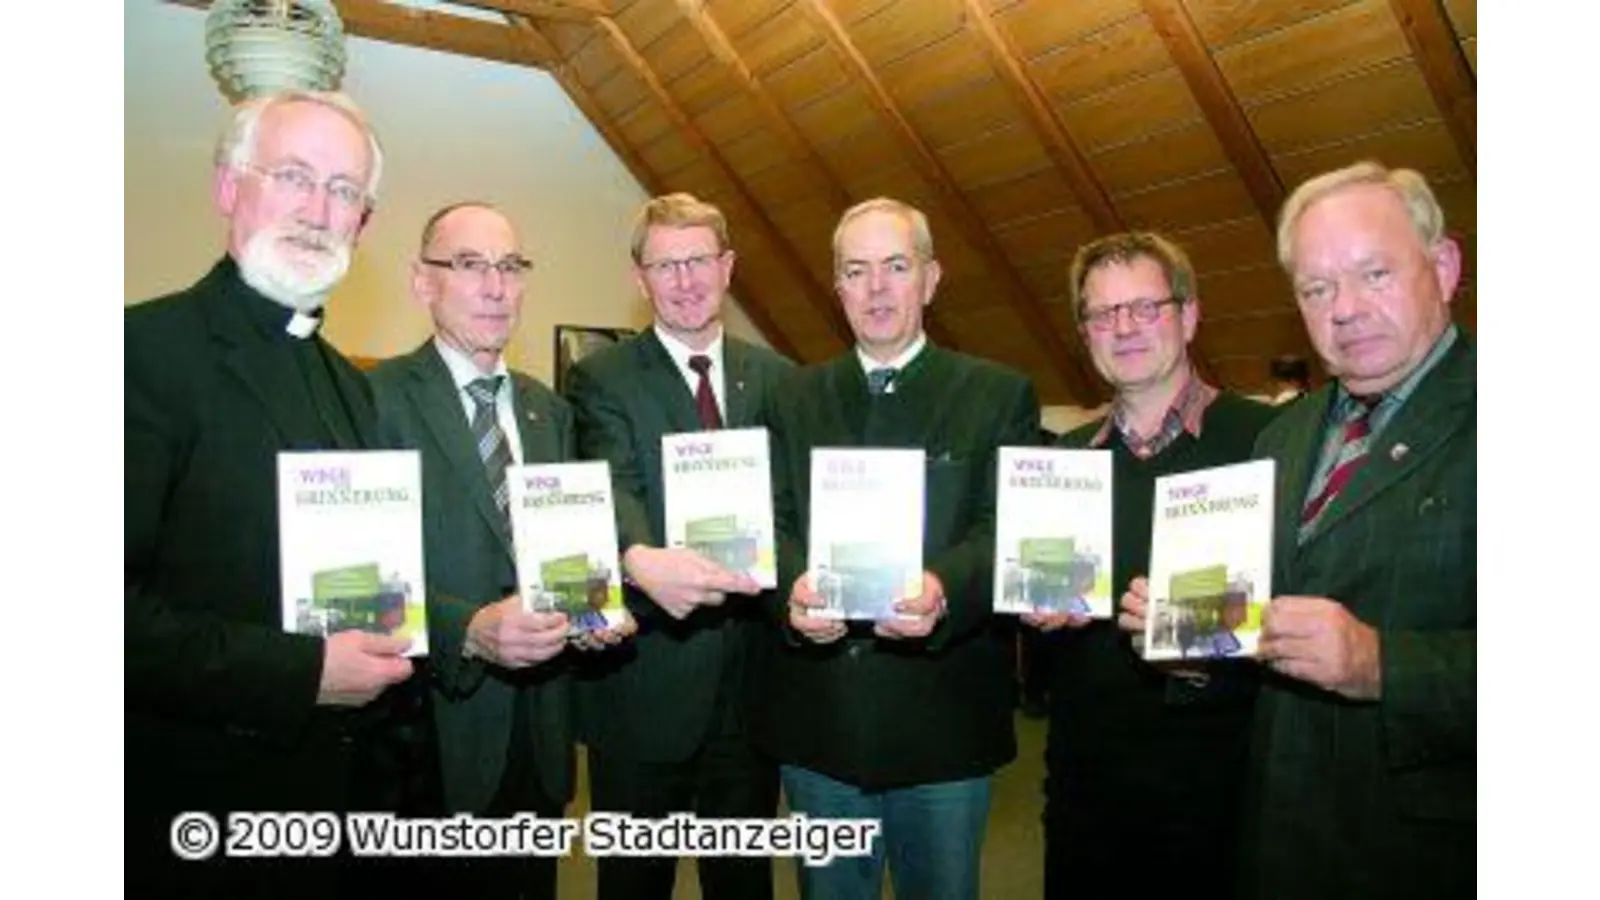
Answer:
[
  {"left": 922, "top": 259, "right": 942, "bottom": 305},
  {"left": 213, "top": 165, "right": 239, "bottom": 218},
  {"left": 1181, "top": 293, "right": 1201, "bottom": 344},
  {"left": 1431, "top": 235, "right": 1463, "bottom": 305}
]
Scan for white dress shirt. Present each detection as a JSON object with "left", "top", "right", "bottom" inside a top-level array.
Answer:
[
  {"left": 433, "top": 337, "right": 525, "bottom": 464},
  {"left": 654, "top": 324, "right": 727, "bottom": 421},
  {"left": 854, "top": 332, "right": 928, "bottom": 394}
]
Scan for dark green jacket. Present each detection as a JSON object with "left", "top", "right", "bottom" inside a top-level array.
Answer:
[
  {"left": 1245, "top": 337, "right": 1476, "bottom": 899},
  {"left": 756, "top": 345, "right": 1041, "bottom": 789}
]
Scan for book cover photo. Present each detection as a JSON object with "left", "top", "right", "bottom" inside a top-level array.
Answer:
[
  {"left": 277, "top": 450, "right": 428, "bottom": 656},
  {"left": 807, "top": 448, "right": 925, "bottom": 622},
  {"left": 507, "top": 461, "right": 626, "bottom": 633},
  {"left": 994, "top": 447, "right": 1114, "bottom": 617},
  {"left": 1144, "top": 458, "right": 1275, "bottom": 662},
  {"left": 662, "top": 427, "right": 777, "bottom": 589}
]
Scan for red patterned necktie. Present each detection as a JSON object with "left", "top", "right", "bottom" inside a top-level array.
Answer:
[
  {"left": 1300, "top": 397, "right": 1380, "bottom": 533},
  {"left": 688, "top": 354, "right": 723, "bottom": 430}
]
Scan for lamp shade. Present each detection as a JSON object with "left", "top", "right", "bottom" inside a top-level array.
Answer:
[{"left": 205, "top": 0, "right": 348, "bottom": 100}]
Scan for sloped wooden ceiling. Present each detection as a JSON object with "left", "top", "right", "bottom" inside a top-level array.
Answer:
[{"left": 170, "top": 0, "right": 1477, "bottom": 405}]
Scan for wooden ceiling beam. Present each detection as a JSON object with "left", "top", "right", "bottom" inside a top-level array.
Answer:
[
  {"left": 1140, "top": 0, "right": 1285, "bottom": 229},
  {"left": 512, "top": 15, "right": 804, "bottom": 360},
  {"left": 963, "top": 0, "right": 1120, "bottom": 234},
  {"left": 167, "top": 0, "right": 557, "bottom": 69},
  {"left": 594, "top": 14, "right": 854, "bottom": 350},
  {"left": 963, "top": 0, "right": 1223, "bottom": 391},
  {"left": 795, "top": 0, "right": 1100, "bottom": 404},
  {"left": 1386, "top": 0, "right": 1477, "bottom": 170},
  {"left": 1137, "top": 0, "right": 1283, "bottom": 391},
  {"left": 460, "top": 0, "right": 611, "bottom": 23},
  {"left": 674, "top": 0, "right": 961, "bottom": 352}
]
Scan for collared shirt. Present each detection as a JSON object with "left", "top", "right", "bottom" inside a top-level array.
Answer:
[
  {"left": 1089, "top": 367, "right": 1220, "bottom": 459},
  {"left": 1304, "top": 324, "right": 1460, "bottom": 496},
  {"left": 432, "top": 337, "right": 524, "bottom": 464},
  {"left": 655, "top": 324, "right": 726, "bottom": 421},
  {"left": 855, "top": 332, "right": 928, "bottom": 395}
]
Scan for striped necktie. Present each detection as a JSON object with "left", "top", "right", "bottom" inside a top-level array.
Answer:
[
  {"left": 1299, "top": 396, "right": 1380, "bottom": 539},
  {"left": 465, "top": 376, "right": 512, "bottom": 526}
]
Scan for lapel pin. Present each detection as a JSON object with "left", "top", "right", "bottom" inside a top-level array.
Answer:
[
  {"left": 736, "top": 380, "right": 745, "bottom": 391},
  {"left": 1390, "top": 443, "right": 1408, "bottom": 461},
  {"left": 526, "top": 410, "right": 538, "bottom": 422}
]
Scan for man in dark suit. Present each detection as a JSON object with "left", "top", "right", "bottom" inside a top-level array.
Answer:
[
  {"left": 565, "top": 193, "right": 791, "bottom": 900},
  {"left": 369, "top": 203, "right": 629, "bottom": 898},
  {"left": 126, "top": 91, "right": 425, "bottom": 898},
  {"left": 1125, "top": 161, "right": 1475, "bottom": 898},
  {"left": 759, "top": 198, "right": 1040, "bottom": 900}
]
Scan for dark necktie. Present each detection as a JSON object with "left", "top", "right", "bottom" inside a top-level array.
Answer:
[
  {"left": 867, "top": 366, "right": 898, "bottom": 396},
  {"left": 688, "top": 354, "right": 723, "bottom": 429},
  {"left": 465, "top": 376, "right": 513, "bottom": 526},
  {"left": 1299, "top": 396, "right": 1380, "bottom": 538}
]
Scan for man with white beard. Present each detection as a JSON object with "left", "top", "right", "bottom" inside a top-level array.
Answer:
[{"left": 126, "top": 91, "right": 435, "bottom": 898}]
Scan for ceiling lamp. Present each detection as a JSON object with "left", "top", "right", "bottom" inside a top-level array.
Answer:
[{"left": 204, "top": 0, "right": 348, "bottom": 101}]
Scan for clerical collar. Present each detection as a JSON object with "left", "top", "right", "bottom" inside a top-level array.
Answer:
[
  {"left": 222, "top": 255, "right": 323, "bottom": 342},
  {"left": 286, "top": 310, "right": 322, "bottom": 339}
]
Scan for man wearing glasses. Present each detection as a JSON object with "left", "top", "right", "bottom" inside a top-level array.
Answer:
[
  {"left": 1023, "top": 232, "right": 1277, "bottom": 899},
  {"left": 565, "top": 193, "right": 791, "bottom": 900},
  {"left": 368, "top": 202, "right": 633, "bottom": 898},
  {"left": 126, "top": 91, "right": 429, "bottom": 896}
]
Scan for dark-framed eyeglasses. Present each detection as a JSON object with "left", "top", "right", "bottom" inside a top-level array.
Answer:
[
  {"left": 1080, "top": 296, "right": 1184, "bottom": 331},
  {"left": 419, "top": 254, "right": 534, "bottom": 280}
]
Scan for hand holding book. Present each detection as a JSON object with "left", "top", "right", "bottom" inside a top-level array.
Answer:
[
  {"left": 1119, "top": 577, "right": 1208, "bottom": 683},
  {"left": 623, "top": 544, "right": 762, "bottom": 620},
  {"left": 788, "top": 572, "right": 848, "bottom": 645},
  {"left": 465, "top": 595, "right": 571, "bottom": 669},
  {"left": 1257, "top": 597, "right": 1382, "bottom": 700},
  {"left": 874, "top": 571, "right": 947, "bottom": 641},
  {"left": 317, "top": 631, "right": 414, "bottom": 706},
  {"left": 569, "top": 607, "right": 639, "bottom": 653}
]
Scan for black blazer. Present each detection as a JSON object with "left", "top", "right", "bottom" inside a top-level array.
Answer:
[
  {"left": 755, "top": 345, "right": 1041, "bottom": 789},
  {"left": 126, "top": 259, "right": 409, "bottom": 881},
  {"left": 1244, "top": 335, "right": 1476, "bottom": 899},
  {"left": 565, "top": 328, "right": 793, "bottom": 763},
  {"left": 369, "top": 342, "right": 577, "bottom": 812}
]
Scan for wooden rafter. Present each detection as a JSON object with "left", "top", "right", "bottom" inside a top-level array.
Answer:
[
  {"left": 1386, "top": 0, "right": 1477, "bottom": 170},
  {"left": 674, "top": 0, "right": 962, "bottom": 351},
  {"left": 512, "top": 16, "right": 804, "bottom": 360},
  {"left": 1140, "top": 0, "right": 1285, "bottom": 230},
  {"left": 167, "top": 0, "right": 556, "bottom": 69},
  {"left": 594, "top": 15, "right": 854, "bottom": 349},
  {"left": 963, "top": 0, "right": 1120, "bottom": 233},
  {"left": 795, "top": 0, "right": 1099, "bottom": 402},
  {"left": 964, "top": 0, "right": 1225, "bottom": 388},
  {"left": 459, "top": 0, "right": 611, "bottom": 24}
]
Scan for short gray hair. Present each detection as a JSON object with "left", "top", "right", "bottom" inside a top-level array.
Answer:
[
  {"left": 831, "top": 197, "right": 935, "bottom": 274},
  {"left": 213, "top": 90, "right": 385, "bottom": 200},
  {"left": 1276, "top": 160, "right": 1446, "bottom": 271}
]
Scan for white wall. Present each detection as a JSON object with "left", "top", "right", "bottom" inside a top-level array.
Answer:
[{"left": 124, "top": 0, "right": 770, "bottom": 384}]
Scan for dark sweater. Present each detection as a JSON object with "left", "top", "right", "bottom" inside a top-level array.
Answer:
[{"left": 1045, "top": 391, "right": 1279, "bottom": 769}]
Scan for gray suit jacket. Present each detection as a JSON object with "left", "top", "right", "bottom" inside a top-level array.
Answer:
[
  {"left": 1245, "top": 336, "right": 1475, "bottom": 899},
  {"left": 370, "top": 342, "right": 577, "bottom": 812}
]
